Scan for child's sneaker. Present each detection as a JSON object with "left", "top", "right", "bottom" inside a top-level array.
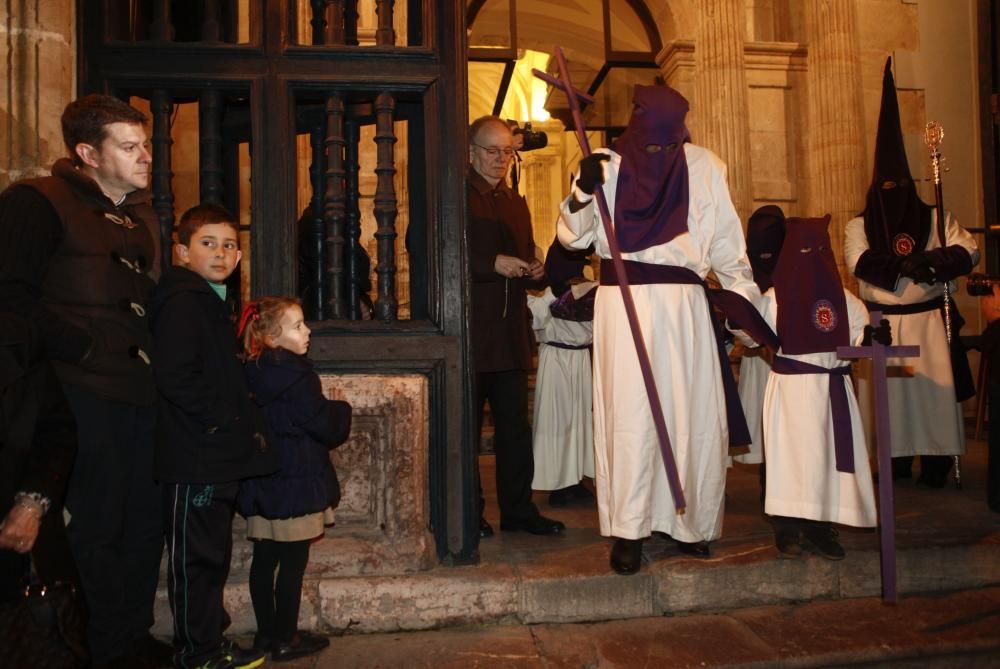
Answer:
[{"left": 193, "top": 641, "right": 266, "bottom": 669}]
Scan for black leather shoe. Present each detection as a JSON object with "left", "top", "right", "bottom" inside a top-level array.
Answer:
[
  {"left": 570, "top": 483, "right": 594, "bottom": 500},
  {"left": 500, "top": 514, "right": 565, "bottom": 535},
  {"left": 272, "top": 631, "right": 330, "bottom": 662},
  {"left": 676, "top": 539, "right": 710, "bottom": 558},
  {"left": 479, "top": 516, "right": 495, "bottom": 538},
  {"left": 801, "top": 525, "right": 845, "bottom": 560},
  {"left": 610, "top": 538, "right": 643, "bottom": 575},
  {"left": 774, "top": 530, "right": 802, "bottom": 558}
]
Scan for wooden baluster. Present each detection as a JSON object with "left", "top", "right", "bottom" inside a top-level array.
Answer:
[
  {"left": 304, "top": 125, "right": 327, "bottom": 320},
  {"left": 201, "top": 0, "right": 221, "bottom": 41},
  {"left": 325, "top": 0, "right": 345, "bottom": 45},
  {"left": 310, "top": 0, "right": 326, "bottom": 45},
  {"left": 373, "top": 92, "right": 398, "bottom": 320},
  {"left": 150, "top": 0, "right": 173, "bottom": 41},
  {"left": 375, "top": 0, "right": 395, "bottom": 46},
  {"left": 150, "top": 89, "right": 175, "bottom": 272},
  {"left": 324, "top": 94, "right": 348, "bottom": 319},
  {"left": 345, "top": 119, "right": 362, "bottom": 319},
  {"left": 345, "top": 0, "right": 360, "bottom": 46},
  {"left": 199, "top": 88, "right": 224, "bottom": 205}
]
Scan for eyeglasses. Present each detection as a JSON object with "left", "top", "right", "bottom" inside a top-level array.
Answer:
[{"left": 473, "top": 143, "right": 515, "bottom": 159}]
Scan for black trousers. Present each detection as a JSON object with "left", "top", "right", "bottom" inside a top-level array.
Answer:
[
  {"left": 892, "top": 454, "right": 954, "bottom": 487},
  {"left": 477, "top": 369, "right": 537, "bottom": 522},
  {"left": 62, "top": 385, "right": 162, "bottom": 664},
  {"left": 164, "top": 480, "right": 238, "bottom": 668},
  {"left": 248, "top": 539, "right": 311, "bottom": 642}
]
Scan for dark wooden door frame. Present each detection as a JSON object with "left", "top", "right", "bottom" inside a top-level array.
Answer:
[{"left": 77, "top": 0, "right": 481, "bottom": 564}]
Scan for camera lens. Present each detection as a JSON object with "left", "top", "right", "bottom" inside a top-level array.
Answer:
[{"left": 967, "top": 273, "right": 996, "bottom": 297}]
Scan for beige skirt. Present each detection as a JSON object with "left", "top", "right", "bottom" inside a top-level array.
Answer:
[{"left": 246, "top": 507, "right": 336, "bottom": 542}]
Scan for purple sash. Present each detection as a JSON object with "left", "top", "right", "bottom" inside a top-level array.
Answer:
[
  {"left": 599, "top": 259, "right": 756, "bottom": 449},
  {"left": 771, "top": 356, "right": 855, "bottom": 473}
]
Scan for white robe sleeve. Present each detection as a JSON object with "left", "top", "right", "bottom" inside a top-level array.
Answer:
[
  {"left": 557, "top": 149, "right": 613, "bottom": 252},
  {"left": 705, "top": 159, "right": 761, "bottom": 308},
  {"left": 843, "top": 217, "right": 869, "bottom": 277},
  {"left": 845, "top": 289, "right": 870, "bottom": 346}
]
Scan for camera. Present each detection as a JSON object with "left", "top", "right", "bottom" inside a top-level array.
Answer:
[
  {"left": 507, "top": 120, "right": 548, "bottom": 152},
  {"left": 966, "top": 273, "right": 1000, "bottom": 296}
]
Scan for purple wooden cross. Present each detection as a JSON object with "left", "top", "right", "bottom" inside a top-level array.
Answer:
[
  {"left": 837, "top": 311, "right": 920, "bottom": 603},
  {"left": 533, "top": 46, "right": 686, "bottom": 512}
]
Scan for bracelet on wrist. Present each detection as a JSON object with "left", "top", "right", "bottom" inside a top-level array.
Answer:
[{"left": 13, "top": 492, "right": 50, "bottom": 518}]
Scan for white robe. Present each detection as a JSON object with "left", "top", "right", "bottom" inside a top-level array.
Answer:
[
  {"left": 558, "top": 144, "right": 760, "bottom": 543},
  {"left": 735, "top": 352, "right": 770, "bottom": 465},
  {"left": 760, "top": 288, "right": 876, "bottom": 527},
  {"left": 527, "top": 285, "right": 596, "bottom": 491},
  {"left": 844, "top": 211, "right": 978, "bottom": 457}
]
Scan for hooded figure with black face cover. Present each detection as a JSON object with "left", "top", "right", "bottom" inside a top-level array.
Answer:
[
  {"left": 844, "top": 58, "right": 978, "bottom": 488},
  {"left": 558, "top": 85, "right": 760, "bottom": 575},
  {"left": 735, "top": 205, "right": 786, "bottom": 468}
]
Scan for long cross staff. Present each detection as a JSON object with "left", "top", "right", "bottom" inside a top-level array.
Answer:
[
  {"left": 838, "top": 311, "right": 920, "bottom": 603},
  {"left": 533, "top": 46, "right": 685, "bottom": 512}
]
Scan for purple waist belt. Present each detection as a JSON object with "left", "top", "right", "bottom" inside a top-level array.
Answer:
[
  {"left": 772, "top": 356, "right": 855, "bottom": 473},
  {"left": 598, "top": 259, "right": 753, "bottom": 449}
]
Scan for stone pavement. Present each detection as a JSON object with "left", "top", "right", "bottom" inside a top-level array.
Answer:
[
  {"left": 153, "top": 434, "right": 1000, "bottom": 664},
  {"left": 244, "top": 585, "right": 1000, "bottom": 668}
]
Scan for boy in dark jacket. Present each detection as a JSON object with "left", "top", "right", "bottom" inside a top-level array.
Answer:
[{"left": 150, "top": 203, "right": 278, "bottom": 669}]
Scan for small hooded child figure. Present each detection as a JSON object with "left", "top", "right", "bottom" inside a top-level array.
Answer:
[
  {"left": 735, "top": 205, "right": 786, "bottom": 469},
  {"left": 526, "top": 237, "right": 598, "bottom": 506},
  {"left": 236, "top": 297, "right": 352, "bottom": 662},
  {"left": 759, "top": 215, "right": 886, "bottom": 560}
]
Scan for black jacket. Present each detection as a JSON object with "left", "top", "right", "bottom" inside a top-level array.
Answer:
[
  {"left": 149, "top": 266, "right": 278, "bottom": 484},
  {"left": 237, "top": 349, "right": 352, "bottom": 520}
]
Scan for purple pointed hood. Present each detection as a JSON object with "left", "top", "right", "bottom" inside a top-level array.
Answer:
[{"left": 610, "top": 85, "right": 691, "bottom": 252}]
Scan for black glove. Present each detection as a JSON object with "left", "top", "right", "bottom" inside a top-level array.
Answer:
[
  {"left": 862, "top": 318, "right": 892, "bottom": 347},
  {"left": 576, "top": 153, "right": 610, "bottom": 195},
  {"left": 899, "top": 252, "right": 936, "bottom": 285}
]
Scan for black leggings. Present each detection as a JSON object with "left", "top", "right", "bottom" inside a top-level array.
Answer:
[{"left": 248, "top": 539, "right": 311, "bottom": 642}]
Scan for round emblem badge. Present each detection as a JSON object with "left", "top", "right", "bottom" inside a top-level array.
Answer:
[
  {"left": 893, "top": 233, "right": 915, "bottom": 257},
  {"left": 812, "top": 299, "right": 838, "bottom": 333}
]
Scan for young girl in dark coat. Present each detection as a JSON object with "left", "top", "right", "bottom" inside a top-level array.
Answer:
[{"left": 236, "top": 297, "right": 352, "bottom": 662}]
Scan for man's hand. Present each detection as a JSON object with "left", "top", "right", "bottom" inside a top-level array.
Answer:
[
  {"left": 982, "top": 284, "right": 1000, "bottom": 323},
  {"left": 525, "top": 259, "right": 544, "bottom": 282},
  {"left": 576, "top": 154, "right": 610, "bottom": 195},
  {"left": 0, "top": 503, "right": 42, "bottom": 554},
  {"left": 495, "top": 254, "right": 531, "bottom": 279}
]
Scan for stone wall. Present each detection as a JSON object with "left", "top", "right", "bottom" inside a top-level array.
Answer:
[{"left": 0, "top": 0, "right": 75, "bottom": 189}]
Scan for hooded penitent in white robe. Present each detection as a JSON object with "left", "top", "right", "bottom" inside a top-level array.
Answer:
[
  {"left": 527, "top": 285, "right": 596, "bottom": 490},
  {"left": 558, "top": 145, "right": 759, "bottom": 543},
  {"left": 759, "top": 288, "right": 877, "bottom": 527},
  {"left": 844, "top": 211, "right": 978, "bottom": 457}
]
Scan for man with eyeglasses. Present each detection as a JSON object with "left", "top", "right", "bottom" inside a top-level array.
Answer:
[
  {"left": 467, "top": 115, "right": 565, "bottom": 538},
  {"left": 0, "top": 95, "right": 169, "bottom": 667}
]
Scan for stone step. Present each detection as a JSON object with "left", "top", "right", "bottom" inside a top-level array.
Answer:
[
  {"left": 150, "top": 448, "right": 1000, "bottom": 637},
  {"left": 295, "top": 586, "right": 1000, "bottom": 668}
]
